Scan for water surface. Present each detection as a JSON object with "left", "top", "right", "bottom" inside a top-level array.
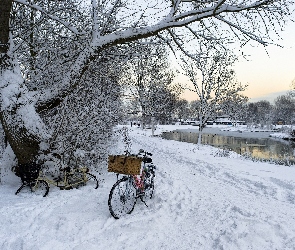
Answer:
[{"left": 162, "top": 130, "right": 295, "bottom": 164}]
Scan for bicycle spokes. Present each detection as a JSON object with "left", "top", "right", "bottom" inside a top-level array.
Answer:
[{"left": 108, "top": 177, "right": 137, "bottom": 219}]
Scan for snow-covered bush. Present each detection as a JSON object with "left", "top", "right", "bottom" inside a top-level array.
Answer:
[{"left": 214, "top": 147, "right": 233, "bottom": 158}]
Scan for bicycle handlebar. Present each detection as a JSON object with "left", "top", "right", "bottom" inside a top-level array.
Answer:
[
  {"left": 137, "top": 149, "right": 152, "bottom": 157},
  {"left": 124, "top": 149, "right": 152, "bottom": 157}
]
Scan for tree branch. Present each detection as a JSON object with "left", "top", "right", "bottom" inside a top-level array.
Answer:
[
  {"left": 14, "top": 0, "right": 85, "bottom": 35},
  {"left": 30, "top": 0, "right": 290, "bottom": 111}
]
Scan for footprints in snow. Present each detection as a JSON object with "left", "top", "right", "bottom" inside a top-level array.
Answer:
[{"left": 211, "top": 205, "right": 289, "bottom": 250}]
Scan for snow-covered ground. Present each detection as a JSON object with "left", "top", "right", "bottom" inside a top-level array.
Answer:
[{"left": 1, "top": 125, "right": 295, "bottom": 250}]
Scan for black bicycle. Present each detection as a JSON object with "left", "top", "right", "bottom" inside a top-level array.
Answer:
[{"left": 108, "top": 149, "right": 156, "bottom": 219}]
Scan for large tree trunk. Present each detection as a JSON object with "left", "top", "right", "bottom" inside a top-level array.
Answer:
[
  {"left": 0, "top": 0, "right": 12, "bottom": 55},
  {"left": 0, "top": 110, "right": 40, "bottom": 165},
  {"left": 0, "top": 55, "right": 42, "bottom": 166},
  {"left": 1, "top": 0, "right": 41, "bottom": 169},
  {"left": 0, "top": 0, "right": 93, "bottom": 171}
]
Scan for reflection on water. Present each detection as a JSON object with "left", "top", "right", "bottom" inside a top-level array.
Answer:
[{"left": 162, "top": 131, "right": 295, "bottom": 164}]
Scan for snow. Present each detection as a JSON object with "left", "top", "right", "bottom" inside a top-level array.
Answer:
[
  {"left": 1, "top": 125, "right": 295, "bottom": 249},
  {"left": 0, "top": 64, "right": 23, "bottom": 111},
  {"left": 270, "top": 132, "right": 292, "bottom": 140},
  {"left": 1, "top": 65, "right": 50, "bottom": 141}
]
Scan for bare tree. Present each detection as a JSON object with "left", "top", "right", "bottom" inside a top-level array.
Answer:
[
  {"left": 274, "top": 94, "right": 295, "bottom": 126},
  {"left": 121, "top": 41, "right": 181, "bottom": 127},
  {"left": 0, "top": 0, "right": 293, "bottom": 170},
  {"left": 181, "top": 46, "right": 247, "bottom": 144},
  {"left": 174, "top": 99, "right": 190, "bottom": 122},
  {"left": 218, "top": 92, "right": 249, "bottom": 126},
  {"left": 244, "top": 101, "right": 274, "bottom": 128}
]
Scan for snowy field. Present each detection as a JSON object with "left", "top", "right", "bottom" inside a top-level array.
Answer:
[{"left": 1, "top": 125, "right": 295, "bottom": 249}]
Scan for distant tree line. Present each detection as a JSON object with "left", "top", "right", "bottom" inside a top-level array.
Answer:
[{"left": 167, "top": 92, "right": 295, "bottom": 127}]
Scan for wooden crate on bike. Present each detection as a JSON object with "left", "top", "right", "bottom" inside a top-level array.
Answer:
[{"left": 108, "top": 155, "right": 142, "bottom": 175}]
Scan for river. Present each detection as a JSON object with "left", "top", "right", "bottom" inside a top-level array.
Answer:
[{"left": 161, "top": 127, "right": 295, "bottom": 165}]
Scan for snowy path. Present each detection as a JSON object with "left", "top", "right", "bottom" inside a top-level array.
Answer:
[
  {"left": 1, "top": 126, "right": 295, "bottom": 249},
  {"left": 131, "top": 131, "right": 295, "bottom": 249}
]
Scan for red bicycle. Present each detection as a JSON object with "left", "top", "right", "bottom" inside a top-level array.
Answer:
[{"left": 108, "top": 150, "right": 156, "bottom": 219}]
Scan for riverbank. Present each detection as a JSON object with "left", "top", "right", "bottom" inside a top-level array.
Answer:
[
  {"left": 177, "top": 126, "right": 275, "bottom": 139},
  {"left": 153, "top": 124, "right": 288, "bottom": 140}
]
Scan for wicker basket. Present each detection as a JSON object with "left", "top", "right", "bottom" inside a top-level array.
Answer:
[{"left": 108, "top": 155, "right": 142, "bottom": 175}]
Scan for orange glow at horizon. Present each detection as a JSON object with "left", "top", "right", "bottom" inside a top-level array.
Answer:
[{"left": 178, "top": 21, "right": 295, "bottom": 103}]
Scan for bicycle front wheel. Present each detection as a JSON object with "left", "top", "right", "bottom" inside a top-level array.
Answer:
[
  {"left": 31, "top": 180, "right": 50, "bottom": 197},
  {"left": 108, "top": 177, "right": 137, "bottom": 219},
  {"left": 85, "top": 173, "right": 99, "bottom": 189}
]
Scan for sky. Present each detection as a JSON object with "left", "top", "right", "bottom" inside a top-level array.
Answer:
[{"left": 180, "top": 20, "right": 295, "bottom": 103}]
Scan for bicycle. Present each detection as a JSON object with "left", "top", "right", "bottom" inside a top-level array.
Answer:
[
  {"left": 108, "top": 149, "right": 156, "bottom": 219},
  {"left": 15, "top": 163, "right": 99, "bottom": 197}
]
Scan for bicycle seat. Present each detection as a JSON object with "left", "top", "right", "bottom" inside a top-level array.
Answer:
[{"left": 143, "top": 157, "right": 152, "bottom": 163}]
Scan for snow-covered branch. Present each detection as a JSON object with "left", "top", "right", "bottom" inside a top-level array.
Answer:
[
  {"left": 13, "top": 0, "right": 84, "bottom": 35},
  {"left": 215, "top": 16, "right": 268, "bottom": 45},
  {"left": 16, "top": 0, "right": 291, "bottom": 110}
]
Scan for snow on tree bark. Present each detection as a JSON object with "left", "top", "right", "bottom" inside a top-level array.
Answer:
[
  {"left": 0, "top": 54, "right": 49, "bottom": 165},
  {"left": 0, "top": 0, "right": 43, "bottom": 166}
]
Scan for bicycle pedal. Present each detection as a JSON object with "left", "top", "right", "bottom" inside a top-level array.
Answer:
[{"left": 136, "top": 191, "right": 145, "bottom": 197}]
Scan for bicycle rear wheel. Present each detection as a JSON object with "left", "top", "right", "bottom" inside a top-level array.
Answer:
[
  {"left": 31, "top": 180, "right": 50, "bottom": 197},
  {"left": 85, "top": 173, "right": 99, "bottom": 189},
  {"left": 108, "top": 176, "right": 137, "bottom": 219}
]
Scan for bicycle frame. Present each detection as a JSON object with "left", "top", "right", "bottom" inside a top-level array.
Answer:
[
  {"left": 15, "top": 161, "right": 99, "bottom": 197},
  {"left": 38, "top": 167, "right": 89, "bottom": 190},
  {"left": 114, "top": 151, "right": 155, "bottom": 199}
]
